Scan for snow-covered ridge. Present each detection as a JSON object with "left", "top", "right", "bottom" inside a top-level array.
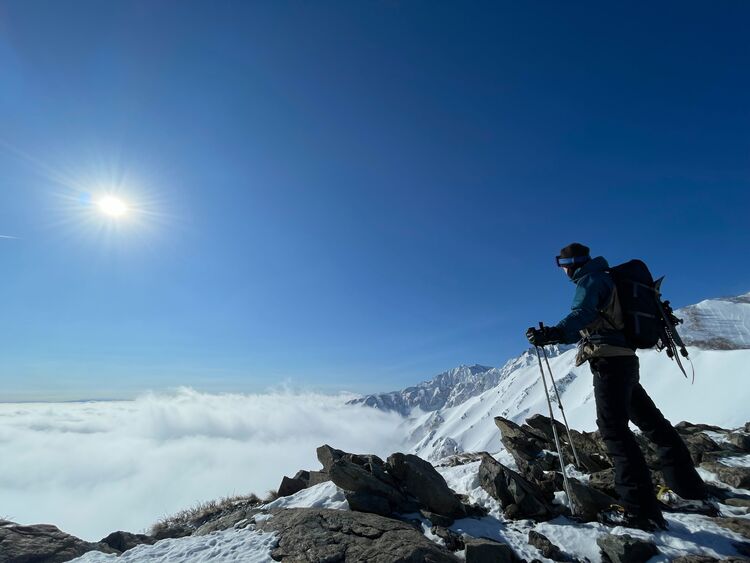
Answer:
[{"left": 678, "top": 291, "right": 750, "bottom": 350}]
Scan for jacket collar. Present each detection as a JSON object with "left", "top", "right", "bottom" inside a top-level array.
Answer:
[{"left": 571, "top": 256, "right": 609, "bottom": 283}]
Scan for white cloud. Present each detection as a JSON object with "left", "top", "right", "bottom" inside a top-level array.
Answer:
[{"left": 0, "top": 387, "right": 405, "bottom": 541}]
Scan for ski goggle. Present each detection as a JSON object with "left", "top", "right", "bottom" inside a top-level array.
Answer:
[{"left": 556, "top": 255, "right": 590, "bottom": 267}]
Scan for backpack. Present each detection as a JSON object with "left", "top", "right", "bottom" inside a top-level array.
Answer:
[{"left": 608, "top": 259, "right": 692, "bottom": 379}]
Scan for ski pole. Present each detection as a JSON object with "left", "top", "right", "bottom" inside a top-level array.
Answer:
[
  {"left": 534, "top": 340, "right": 575, "bottom": 517},
  {"left": 539, "top": 323, "right": 581, "bottom": 469}
]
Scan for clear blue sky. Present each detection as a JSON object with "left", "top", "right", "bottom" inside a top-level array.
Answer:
[{"left": 1, "top": 1, "right": 748, "bottom": 401}]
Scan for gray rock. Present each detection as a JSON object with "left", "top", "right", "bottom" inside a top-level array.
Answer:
[
  {"left": 701, "top": 462, "right": 750, "bottom": 489},
  {"left": 670, "top": 557, "right": 718, "bottom": 563},
  {"left": 724, "top": 498, "right": 750, "bottom": 508},
  {"left": 528, "top": 530, "right": 570, "bottom": 561},
  {"left": 345, "top": 489, "right": 393, "bottom": 516},
  {"left": 568, "top": 478, "right": 618, "bottom": 522},
  {"left": 278, "top": 475, "right": 307, "bottom": 497},
  {"left": 420, "top": 510, "right": 455, "bottom": 527},
  {"left": 675, "top": 421, "right": 728, "bottom": 435},
  {"left": 387, "top": 452, "right": 466, "bottom": 518},
  {"left": 596, "top": 533, "right": 658, "bottom": 563},
  {"left": 682, "top": 432, "right": 723, "bottom": 464},
  {"left": 293, "top": 469, "right": 311, "bottom": 483},
  {"left": 193, "top": 506, "right": 261, "bottom": 536},
  {"left": 0, "top": 520, "right": 117, "bottom": 563},
  {"left": 478, "top": 453, "right": 555, "bottom": 521},
  {"left": 464, "top": 537, "right": 521, "bottom": 563},
  {"left": 99, "top": 530, "right": 155, "bottom": 553},
  {"left": 328, "top": 457, "right": 412, "bottom": 513},
  {"left": 256, "top": 507, "right": 459, "bottom": 562},
  {"left": 308, "top": 470, "right": 331, "bottom": 486},
  {"left": 728, "top": 432, "right": 750, "bottom": 452},
  {"left": 745, "top": 421, "right": 750, "bottom": 434},
  {"left": 714, "top": 517, "right": 750, "bottom": 540},
  {"left": 525, "top": 414, "right": 611, "bottom": 473}
]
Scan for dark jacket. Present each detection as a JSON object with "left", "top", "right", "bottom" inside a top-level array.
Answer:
[{"left": 555, "top": 256, "right": 634, "bottom": 364}]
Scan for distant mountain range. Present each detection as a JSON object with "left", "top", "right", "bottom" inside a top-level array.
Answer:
[{"left": 351, "top": 292, "right": 750, "bottom": 461}]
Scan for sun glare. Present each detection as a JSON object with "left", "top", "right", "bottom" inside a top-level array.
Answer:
[{"left": 97, "top": 196, "right": 129, "bottom": 218}]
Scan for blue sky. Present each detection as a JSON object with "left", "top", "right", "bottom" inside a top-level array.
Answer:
[{"left": 0, "top": 1, "right": 748, "bottom": 401}]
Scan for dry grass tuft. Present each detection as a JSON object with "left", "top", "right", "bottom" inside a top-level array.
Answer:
[{"left": 150, "top": 492, "right": 262, "bottom": 537}]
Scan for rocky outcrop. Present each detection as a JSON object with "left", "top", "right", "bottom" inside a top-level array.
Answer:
[
  {"left": 567, "top": 478, "right": 618, "bottom": 522},
  {"left": 99, "top": 530, "right": 155, "bottom": 552},
  {"left": 478, "top": 453, "right": 556, "bottom": 520},
  {"left": 701, "top": 462, "right": 750, "bottom": 489},
  {"left": 256, "top": 507, "right": 459, "bottom": 562},
  {"left": 528, "top": 530, "right": 574, "bottom": 562},
  {"left": 464, "top": 537, "right": 521, "bottom": 563},
  {"left": 0, "top": 520, "right": 117, "bottom": 563}
]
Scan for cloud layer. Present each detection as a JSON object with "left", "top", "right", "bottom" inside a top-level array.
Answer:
[{"left": 0, "top": 388, "right": 405, "bottom": 541}]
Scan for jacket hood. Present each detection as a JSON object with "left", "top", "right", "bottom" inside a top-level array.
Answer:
[{"left": 571, "top": 256, "right": 609, "bottom": 283}]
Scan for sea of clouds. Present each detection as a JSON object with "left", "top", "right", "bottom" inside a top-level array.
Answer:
[{"left": 0, "top": 387, "right": 405, "bottom": 541}]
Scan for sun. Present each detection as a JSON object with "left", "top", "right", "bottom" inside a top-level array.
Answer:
[{"left": 97, "top": 195, "right": 129, "bottom": 218}]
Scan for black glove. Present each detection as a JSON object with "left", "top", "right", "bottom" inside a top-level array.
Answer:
[{"left": 526, "top": 325, "right": 563, "bottom": 347}]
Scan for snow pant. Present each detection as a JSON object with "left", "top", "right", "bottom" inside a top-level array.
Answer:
[{"left": 590, "top": 355, "right": 707, "bottom": 517}]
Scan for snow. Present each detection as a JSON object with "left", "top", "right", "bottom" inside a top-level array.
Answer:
[
  {"left": 70, "top": 527, "right": 277, "bottom": 562},
  {"left": 261, "top": 480, "right": 349, "bottom": 510}
]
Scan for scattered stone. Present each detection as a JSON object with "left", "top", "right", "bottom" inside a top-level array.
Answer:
[
  {"left": 99, "top": 530, "right": 156, "bottom": 553},
  {"left": 701, "top": 462, "right": 750, "bottom": 489},
  {"left": 567, "top": 478, "right": 618, "bottom": 522},
  {"left": 387, "top": 452, "right": 466, "bottom": 518},
  {"left": 528, "top": 530, "right": 569, "bottom": 561},
  {"left": 714, "top": 517, "right": 750, "bottom": 540},
  {"left": 432, "top": 525, "right": 465, "bottom": 551},
  {"left": 596, "top": 533, "right": 658, "bottom": 563},
  {"left": 0, "top": 520, "right": 117, "bottom": 563},
  {"left": 464, "top": 537, "right": 521, "bottom": 563},
  {"left": 277, "top": 475, "right": 307, "bottom": 497},
  {"left": 256, "top": 507, "right": 459, "bottom": 562},
  {"left": 478, "top": 453, "right": 555, "bottom": 520}
]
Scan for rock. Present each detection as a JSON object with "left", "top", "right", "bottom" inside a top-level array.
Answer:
[
  {"left": 567, "top": 478, "right": 618, "bottom": 522},
  {"left": 728, "top": 432, "right": 750, "bottom": 452},
  {"left": 525, "top": 414, "right": 611, "bottom": 473},
  {"left": 152, "top": 522, "right": 193, "bottom": 541},
  {"left": 701, "top": 462, "right": 750, "bottom": 489},
  {"left": 327, "top": 457, "right": 413, "bottom": 514},
  {"left": 193, "top": 506, "right": 261, "bottom": 536},
  {"left": 0, "top": 520, "right": 117, "bottom": 563},
  {"left": 293, "top": 469, "right": 310, "bottom": 483},
  {"left": 421, "top": 510, "right": 455, "bottom": 527},
  {"left": 701, "top": 450, "right": 748, "bottom": 463},
  {"left": 308, "top": 470, "right": 330, "bottom": 486},
  {"left": 675, "top": 421, "right": 728, "bottom": 435},
  {"left": 99, "top": 530, "right": 156, "bottom": 553},
  {"left": 589, "top": 468, "right": 617, "bottom": 498},
  {"left": 724, "top": 498, "right": 750, "bottom": 508},
  {"left": 682, "top": 432, "right": 723, "bottom": 464},
  {"left": 528, "top": 530, "right": 569, "bottom": 561},
  {"left": 277, "top": 475, "right": 307, "bottom": 497},
  {"left": 432, "top": 526, "right": 465, "bottom": 551},
  {"left": 745, "top": 421, "right": 750, "bottom": 434},
  {"left": 387, "top": 452, "right": 466, "bottom": 518},
  {"left": 714, "top": 517, "right": 750, "bottom": 539},
  {"left": 596, "top": 533, "right": 658, "bottom": 563},
  {"left": 670, "top": 557, "right": 718, "bottom": 563},
  {"left": 464, "top": 537, "right": 521, "bottom": 563},
  {"left": 256, "top": 507, "right": 459, "bottom": 562},
  {"left": 345, "top": 489, "right": 394, "bottom": 516},
  {"left": 478, "top": 453, "right": 555, "bottom": 521},
  {"left": 316, "top": 444, "right": 348, "bottom": 470}
]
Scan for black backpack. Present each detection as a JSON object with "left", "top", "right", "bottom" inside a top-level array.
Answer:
[{"left": 608, "top": 259, "right": 692, "bottom": 379}]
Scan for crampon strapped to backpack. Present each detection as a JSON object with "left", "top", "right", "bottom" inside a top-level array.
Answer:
[{"left": 608, "top": 260, "right": 694, "bottom": 382}]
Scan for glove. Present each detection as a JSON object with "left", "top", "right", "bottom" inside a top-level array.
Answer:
[{"left": 526, "top": 325, "right": 563, "bottom": 347}]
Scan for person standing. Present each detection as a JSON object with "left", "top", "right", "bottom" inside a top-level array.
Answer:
[{"left": 525, "top": 242, "right": 710, "bottom": 531}]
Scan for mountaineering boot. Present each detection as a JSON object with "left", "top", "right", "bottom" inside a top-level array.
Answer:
[
  {"left": 657, "top": 487, "right": 719, "bottom": 516},
  {"left": 597, "top": 504, "right": 668, "bottom": 533}
]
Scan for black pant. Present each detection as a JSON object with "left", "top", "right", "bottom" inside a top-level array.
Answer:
[{"left": 590, "top": 355, "right": 707, "bottom": 517}]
